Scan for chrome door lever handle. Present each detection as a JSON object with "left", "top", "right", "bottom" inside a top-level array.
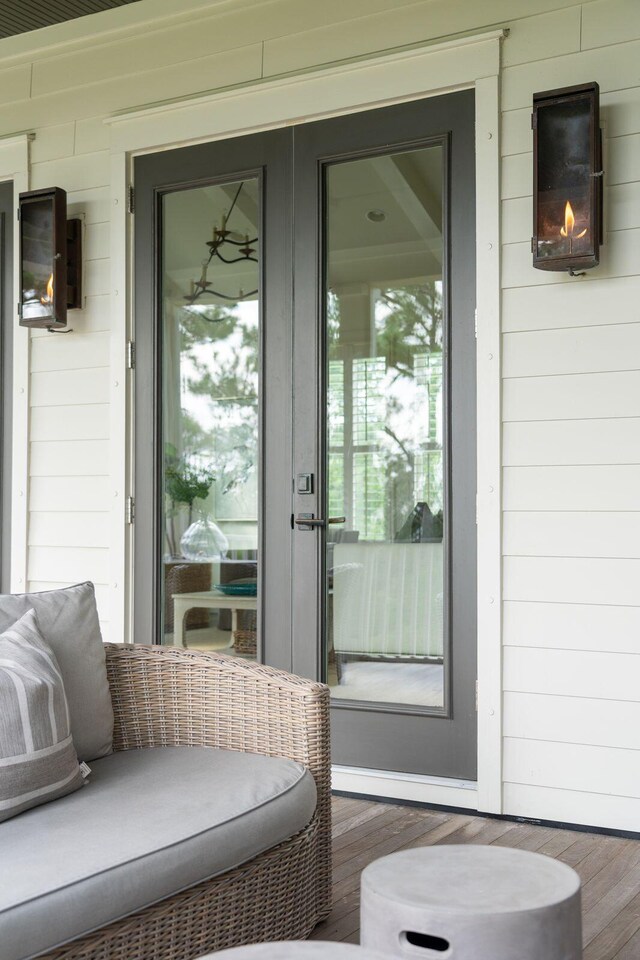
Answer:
[{"left": 294, "top": 515, "right": 346, "bottom": 528}]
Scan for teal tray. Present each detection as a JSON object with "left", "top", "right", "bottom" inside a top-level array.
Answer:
[{"left": 215, "top": 583, "right": 257, "bottom": 597}]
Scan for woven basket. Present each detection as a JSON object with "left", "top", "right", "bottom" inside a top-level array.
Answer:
[
  {"left": 233, "top": 629, "right": 257, "bottom": 656},
  {"left": 164, "top": 561, "right": 211, "bottom": 632}
]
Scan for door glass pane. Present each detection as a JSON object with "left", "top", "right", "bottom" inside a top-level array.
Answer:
[
  {"left": 325, "top": 145, "right": 445, "bottom": 709},
  {"left": 161, "top": 178, "right": 260, "bottom": 658}
]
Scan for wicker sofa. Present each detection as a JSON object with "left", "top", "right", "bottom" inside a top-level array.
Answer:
[{"left": 3, "top": 643, "right": 331, "bottom": 960}]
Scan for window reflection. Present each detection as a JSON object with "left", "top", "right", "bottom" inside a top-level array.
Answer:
[
  {"left": 161, "top": 180, "right": 260, "bottom": 657},
  {"left": 325, "top": 146, "right": 445, "bottom": 708}
]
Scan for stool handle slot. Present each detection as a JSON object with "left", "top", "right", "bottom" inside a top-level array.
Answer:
[{"left": 403, "top": 931, "right": 450, "bottom": 953}]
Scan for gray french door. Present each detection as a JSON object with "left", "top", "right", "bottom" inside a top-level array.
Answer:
[{"left": 134, "top": 91, "right": 476, "bottom": 779}]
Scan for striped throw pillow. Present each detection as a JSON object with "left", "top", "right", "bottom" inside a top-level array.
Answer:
[{"left": 0, "top": 608, "right": 85, "bottom": 823}]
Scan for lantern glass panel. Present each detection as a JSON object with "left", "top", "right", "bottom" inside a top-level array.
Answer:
[
  {"left": 21, "top": 197, "right": 56, "bottom": 324},
  {"left": 536, "top": 96, "right": 594, "bottom": 261}
]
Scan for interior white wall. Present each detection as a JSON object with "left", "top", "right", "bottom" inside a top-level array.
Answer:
[{"left": 1, "top": 0, "right": 639, "bottom": 832}]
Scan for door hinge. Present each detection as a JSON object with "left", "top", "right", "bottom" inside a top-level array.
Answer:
[
  {"left": 474, "top": 308, "right": 478, "bottom": 338},
  {"left": 475, "top": 493, "right": 479, "bottom": 525},
  {"left": 126, "top": 340, "right": 136, "bottom": 369},
  {"left": 531, "top": 112, "right": 536, "bottom": 130},
  {"left": 127, "top": 185, "right": 135, "bottom": 214},
  {"left": 126, "top": 496, "right": 135, "bottom": 524},
  {"left": 475, "top": 679, "right": 478, "bottom": 711}
]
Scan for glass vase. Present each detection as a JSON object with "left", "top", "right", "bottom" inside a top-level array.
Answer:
[{"left": 180, "top": 515, "right": 229, "bottom": 561}]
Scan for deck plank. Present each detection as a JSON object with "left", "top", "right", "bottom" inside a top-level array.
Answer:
[{"left": 321, "top": 796, "right": 640, "bottom": 959}]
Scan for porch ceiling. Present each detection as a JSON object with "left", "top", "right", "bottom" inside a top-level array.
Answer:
[{"left": 0, "top": 0, "right": 143, "bottom": 39}]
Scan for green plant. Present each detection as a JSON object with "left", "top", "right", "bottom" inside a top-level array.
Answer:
[{"left": 164, "top": 446, "right": 215, "bottom": 556}]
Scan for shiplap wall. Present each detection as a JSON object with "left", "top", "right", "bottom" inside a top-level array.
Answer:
[{"left": 1, "top": 0, "right": 639, "bottom": 831}]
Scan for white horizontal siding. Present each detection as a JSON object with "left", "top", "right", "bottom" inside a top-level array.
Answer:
[
  {"left": 503, "top": 323, "right": 640, "bottom": 378},
  {"left": 502, "top": 37, "right": 640, "bottom": 112},
  {"left": 503, "top": 738, "right": 640, "bottom": 800},
  {"left": 503, "top": 466, "right": 640, "bottom": 511},
  {"left": 29, "top": 512, "right": 111, "bottom": 548},
  {"left": 503, "top": 512, "right": 640, "bottom": 559},
  {"left": 30, "top": 440, "right": 109, "bottom": 477},
  {"left": 67, "top": 187, "right": 110, "bottom": 225},
  {"left": 30, "top": 404, "right": 109, "bottom": 441},
  {"left": 503, "top": 600, "right": 640, "bottom": 655},
  {"left": 27, "top": 545, "right": 109, "bottom": 585},
  {"left": 31, "top": 368, "right": 109, "bottom": 407},
  {"left": 1, "top": 0, "right": 637, "bottom": 830},
  {"left": 30, "top": 333, "right": 110, "bottom": 373},
  {"left": 504, "top": 646, "right": 640, "bottom": 702},
  {"left": 504, "top": 556, "right": 640, "bottom": 606},
  {"left": 503, "top": 692, "right": 640, "bottom": 751},
  {"left": 503, "top": 371, "right": 640, "bottom": 421},
  {"left": 30, "top": 476, "right": 110, "bottom": 513},
  {"left": 503, "top": 418, "right": 640, "bottom": 466},
  {"left": 502, "top": 276, "right": 640, "bottom": 333},
  {"left": 503, "top": 782, "right": 640, "bottom": 833},
  {"left": 582, "top": 0, "right": 640, "bottom": 51}
]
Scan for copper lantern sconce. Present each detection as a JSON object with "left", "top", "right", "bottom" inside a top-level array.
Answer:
[
  {"left": 18, "top": 187, "right": 82, "bottom": 330},
  {"left": 532, "top": 81, "right": 603, "bottom": 276}
]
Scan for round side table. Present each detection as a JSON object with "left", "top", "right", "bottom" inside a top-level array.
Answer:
[
  {"left": 198, "top": 944, "right": 389, "bottom": 959},
  {"left": 360, "top": 845, "right": 582, "bottom": 960}
]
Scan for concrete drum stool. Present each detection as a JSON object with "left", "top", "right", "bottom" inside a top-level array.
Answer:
[
  {"left": 361, "top": 845, "right": 582, "bottom": 960},
  {"left": 199, "top": 944, "right": 389, "bottom": 959}
]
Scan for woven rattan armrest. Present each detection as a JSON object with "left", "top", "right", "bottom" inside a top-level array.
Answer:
[
  {"left": 104, "top": 643, "right": 331, "bottom": 908},
  {"left": 105, "top": 643, "right": 329, "bottom": 768}
]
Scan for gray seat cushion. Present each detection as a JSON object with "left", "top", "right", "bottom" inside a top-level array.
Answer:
[
  {"left": 0, "top": 583, "right": 113, "bottom": 762},
  {"left": 0, "top": 746, "right": 317, "bottom": 960}
]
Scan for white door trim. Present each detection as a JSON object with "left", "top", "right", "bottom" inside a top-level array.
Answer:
[
  {"left": 1, "top": 134, "right": 31, "bottom": 594},
  {"left": 108, "top": 29, "right": 504, "bottom": 813}
]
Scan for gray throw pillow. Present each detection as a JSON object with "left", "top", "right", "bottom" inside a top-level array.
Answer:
[
  {"left": 0, "top": 609, "right": 86, "bottom": 823},
  {"left": 0, "top": 583, "right": 113, "bottom": 761}
]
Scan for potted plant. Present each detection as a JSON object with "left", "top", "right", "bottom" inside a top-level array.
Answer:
[{"left": 164, "top": 447, "right": 228, "bottom": 560}]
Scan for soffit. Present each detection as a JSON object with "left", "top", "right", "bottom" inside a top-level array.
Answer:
[{"left": 0, "top": 0, "right": 143, "bottom": 40}]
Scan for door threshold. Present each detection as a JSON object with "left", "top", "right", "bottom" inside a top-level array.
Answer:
[{"left": 332, "top": 764, "right": 478, "bottom": 810}]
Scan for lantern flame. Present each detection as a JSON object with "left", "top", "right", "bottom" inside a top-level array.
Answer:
[
  {"left": 560, "top": 201, "right": 587, "bottom": 240},
  {"left": 40, "top": 273, "right": 54, "bottom": 306}
]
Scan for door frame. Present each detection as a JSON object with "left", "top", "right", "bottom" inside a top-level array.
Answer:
[
  {"left": 108, "top": 30, "right": 503, "bottom": 813},
  {"left": 0, "top": 179, "right": 14, "bottom": 593},
  {"left": 0, "top": 136, "right": 30, "bottom": 595}
]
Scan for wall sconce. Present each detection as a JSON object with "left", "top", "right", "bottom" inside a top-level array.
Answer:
[
  {"left": 19, "top": 187, "right": 82, "bottom": 330},
  {"left": 532, "top": 82, "right": 603, "bottom": 275}
]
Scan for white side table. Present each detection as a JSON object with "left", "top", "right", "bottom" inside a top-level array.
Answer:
[
  {"left": 172, "top": 590, "right": 257, "bottom": 648},
  {"left": 361, "top": 845, "right": 581, "bottom": 960}
]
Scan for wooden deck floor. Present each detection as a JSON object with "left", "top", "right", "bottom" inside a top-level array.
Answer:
[{"left": 311, "top": 796, "right": 640, "bottom": 958}]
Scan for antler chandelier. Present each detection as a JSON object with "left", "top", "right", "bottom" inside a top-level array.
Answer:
[{"left": 185, "top": 182, "right": 258, "bottom": 306}]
